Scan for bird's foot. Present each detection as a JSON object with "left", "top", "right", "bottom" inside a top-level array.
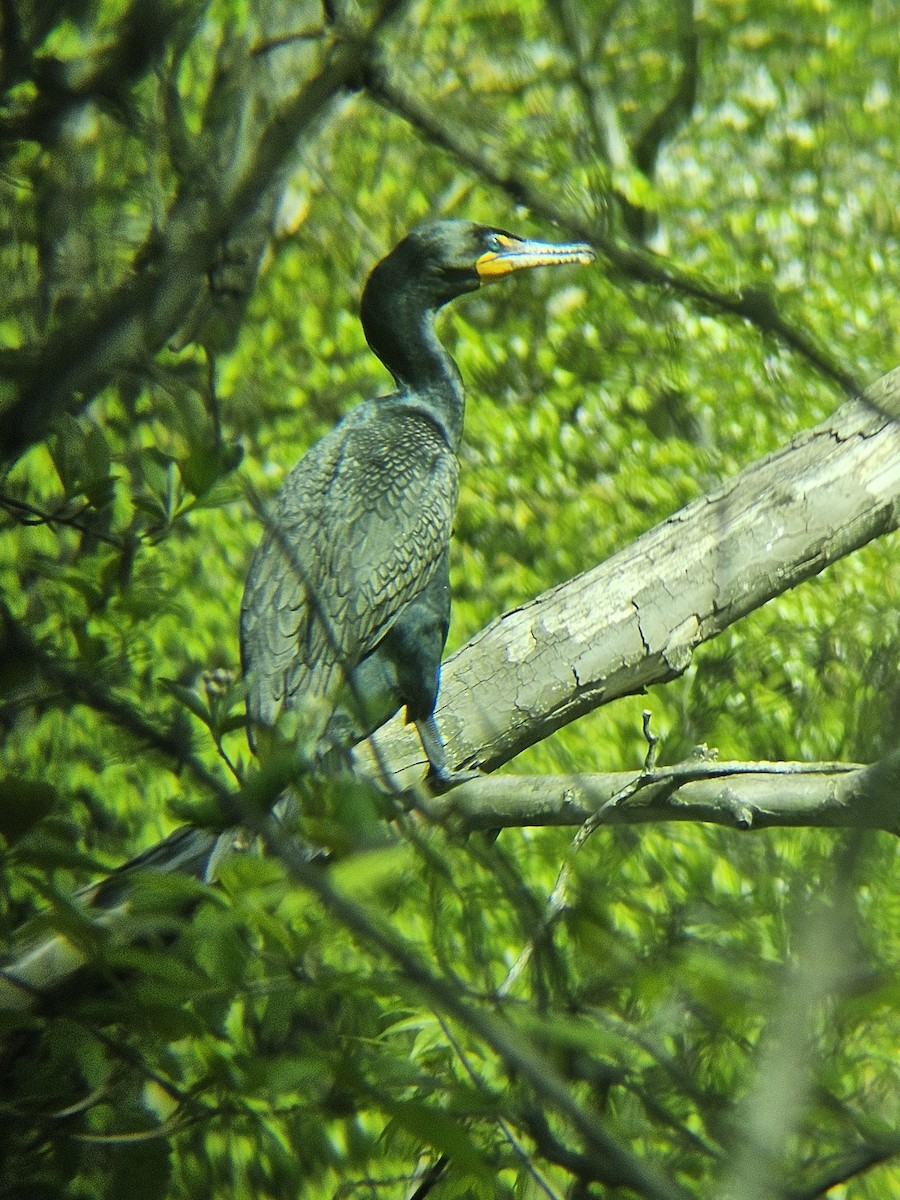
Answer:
[
  {"left": 424, "top": 764, "right": 483, "bottom": 795},
  {"left": 415, "top": 715, "right": 481, "bottom": 793}
]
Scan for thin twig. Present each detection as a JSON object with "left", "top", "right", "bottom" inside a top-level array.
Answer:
[
  {"left": 436, "top": 1015, "right": 565, "bottom": 1200},
  {"left": 365, "top": 67, "right": 863, "bottom": 397}
]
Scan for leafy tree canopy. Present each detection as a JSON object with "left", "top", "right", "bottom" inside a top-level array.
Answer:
[{"left": 0, "top": 1, "right": 897, "bottom": 1198}]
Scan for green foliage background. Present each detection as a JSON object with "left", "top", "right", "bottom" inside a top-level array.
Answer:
[{"left": 0, "top": 1, "right": 897, "bottom": 1197}]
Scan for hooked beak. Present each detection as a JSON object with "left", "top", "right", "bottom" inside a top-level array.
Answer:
[{"left": 476, "top": 233, "right": 596, "bottom": 281}]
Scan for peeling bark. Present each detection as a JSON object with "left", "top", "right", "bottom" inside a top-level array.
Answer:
[{"left": 361, "top": 367, "right": 900, "bottom": 784}]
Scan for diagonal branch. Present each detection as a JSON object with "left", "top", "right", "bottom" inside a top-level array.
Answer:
[
  {"left": 364, "top": 64, "right": 863, "bottom": 397},
  {"left": 785, "top": 1136, "right": 900, "bottom": 1200},
  {"left": 0, "top": 0, "right": 412, "bottom": 470},
  {"left": 360, "top": 366, "right": 900, "bottom": 782},
  {"left": 3, "top": 371, "right": 897, "bottom": 1011}
]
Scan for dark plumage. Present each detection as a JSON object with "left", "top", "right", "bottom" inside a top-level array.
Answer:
[{"left": 240, "top": 220, "right": 594, "bottom": 783}]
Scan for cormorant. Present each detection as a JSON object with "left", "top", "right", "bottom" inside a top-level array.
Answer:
[{"left": 240, "top": 220, "right": 594, "bottom": 785}]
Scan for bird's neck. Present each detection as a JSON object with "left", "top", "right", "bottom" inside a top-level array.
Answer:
[{"left": 364, "top": 293, "right": 466, "bottom": 450}]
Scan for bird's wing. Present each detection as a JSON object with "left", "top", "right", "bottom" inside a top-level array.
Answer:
[{"left": 240, "top": 404, "right": 457, "bottom": 737}]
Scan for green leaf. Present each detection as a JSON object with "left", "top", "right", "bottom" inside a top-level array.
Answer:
[
  {"left": 0, "top": 775, "right": 57, "bottom": 841},
  {"left": 109, "top": 1133, "right": 172, "bottom": 1200},
  {"left": 179, "top": 441, "right": 243, "bottom": 498},
  {"left": 16, "top": 825, "right": 108, "bottom": 873},
  {"left": 383, "top": 1100, "right": 490, "bottom": 1178},
  {"left": 158, "top": 677, "right": 212, "bottom": 726},
  {"left": 50, "top": 412, "right": 89, "bottom": 493}
]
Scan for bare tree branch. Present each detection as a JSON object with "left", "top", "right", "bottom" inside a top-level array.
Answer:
[
  {"left": 364, "top": 64, "right": 864, "bottom": 397},
  {"left": 360, "top": 366, "right": 900, "bottom": 783},
  {"left": 424, "top": 753, "right": 900, "bottom": 836},
  {"left": 0, "top": 0, "right": 413, "bottom": 469},
  {"left": 3, "top": 369, "right": 897, "bottom": 1012}
]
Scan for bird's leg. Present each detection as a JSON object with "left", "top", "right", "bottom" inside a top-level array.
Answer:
[{"left": 415, "top": 714, "right": 482, "bottom": 792}]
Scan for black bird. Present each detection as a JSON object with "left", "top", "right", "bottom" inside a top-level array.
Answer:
[{"left": 240, "top": 220, "right": 594, "bottom": 785}]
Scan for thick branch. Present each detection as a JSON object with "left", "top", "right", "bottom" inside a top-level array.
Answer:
[
  {"left": 361, "top": 367, "right": 900, "bottom": 782},
  {"left": 6, "top": 754, "right": 893, "bottom": 1012},
  {"left": 3, "top": 371, "right": 898, "bottom": 1011},
  {"left": 425, "top": 754, "right": 900, "bottom": 836}
]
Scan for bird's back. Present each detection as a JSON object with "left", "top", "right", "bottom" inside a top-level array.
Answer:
[{"left": 240, "top": 397, "right": 458, "bottom": 753}]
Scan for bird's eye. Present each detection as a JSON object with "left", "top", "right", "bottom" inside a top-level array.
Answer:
[{"left": 486, "top": 233, "right": 504, "bottom": 252}]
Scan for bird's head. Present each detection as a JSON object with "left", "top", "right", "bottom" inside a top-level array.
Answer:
[{"left": 363, "top": 219, "right": 595, "bottom": 316}]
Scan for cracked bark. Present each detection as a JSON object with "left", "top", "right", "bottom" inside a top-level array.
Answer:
[
  {"left": 4, "top": 372, "right": 898, "bottom": 1010},
  {"left": 358, "top": 366, "right": 900, "bottom": 784}
]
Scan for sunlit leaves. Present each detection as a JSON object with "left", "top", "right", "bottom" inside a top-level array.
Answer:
[{"left": 1, "top": 0, "right": 898, "bottom": 1197}]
